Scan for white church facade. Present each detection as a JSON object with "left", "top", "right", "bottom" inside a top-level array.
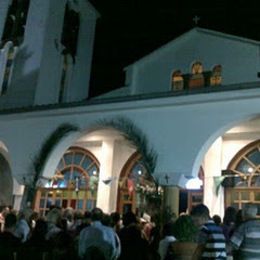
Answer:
[{"left": 0, "top": 0, "right": 260, "bottom": 219}]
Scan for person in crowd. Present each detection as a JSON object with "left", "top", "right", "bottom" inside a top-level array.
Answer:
[
  {"left": 230, "top": 203, "right": 260, "bottom": 259},
  {"left": 45, "top": 207, "right": 62, "bottom": 240},
  {"left": 149, "top": 214, "right": 162, "bottom": 260},
  {"left": 15, "top": 207, "right": 33, "bottom": 242},
  {"left": 18, "top": 218, "right": 52, "bottom": 260},
  {"left": 62, "top": 207, "right": 74, "bottom": 230},
  {"left": 158, "top": 221, "right": 176, "bottom": 260},
  {"left": 75, "top": 210, "right": 92, "bottom": 235},
  {"left": 191, "top": 203, "right": 227, "bottom": 259},
  {"left": 213, "top": 214, "right": 222, "bottom": 226},
  {"left": 0, "top": 212, "right": 21, "bottom": 259},
  {"left": 102, "top": 213, "right": 112, "bottom": 227},
  {"left": 234, "top": 209, "right": 243, "bottom": 228},
  {"left": 118, "top": 211, "right": 150, "bottom": 260},
  {"left": 78, "top": 207, "right": 121, "bottom": 260},
  {"left": 0, "top": 205, "right": 10, "bottom": 231},
  {"left": 110, "top": 212, "right": 122, "bottom": 234},
  {"left": 29, "top": 211, "right": 40, "bottom": 229},
  {"left": 222, "top": 206, "right": 237, "bottom": 240}
]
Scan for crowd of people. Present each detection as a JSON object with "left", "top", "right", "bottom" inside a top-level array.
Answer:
[{"left": 0, "top": 203, "right": 259, "bottom": 259}]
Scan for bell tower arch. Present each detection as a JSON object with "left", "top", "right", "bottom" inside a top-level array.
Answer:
[{"left": 0, "top": 0, "right": 99, "bottom": 109}]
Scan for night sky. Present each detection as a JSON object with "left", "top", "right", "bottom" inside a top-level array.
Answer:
[{"left": 88, "top": 0, "right": 260, "bottom": 97}]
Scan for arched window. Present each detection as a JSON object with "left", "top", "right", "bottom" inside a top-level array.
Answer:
[
  {"left": 117, "top": 153, "right": 159, "bottom": 216},
  {"left": 59, "top": 3, "right": 80, "bottom": 102},
  {"left": 1, "top": 0, "right": 30, "bottom": 46},
  {"left": 171, "top": 70, "right": 184, "bottom": 91},
  {"left": 210, "top": 65, "right": 222, "bottom": 86},
  {"left": 189, "top": 61, "right": 205, "bottom": 89},
  {"left": 34, "top": 147, "right": 99, "bottom": 216},
  {"left": 0, "top": 41, "right": 17, "bottom": 95},
  {"left": 225, "top": 140, "right": 260, "bottom": 213}
]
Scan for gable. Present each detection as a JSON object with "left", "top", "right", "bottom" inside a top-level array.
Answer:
[{"left": 124, "top": 28, "right": 260, "bottom": 95}]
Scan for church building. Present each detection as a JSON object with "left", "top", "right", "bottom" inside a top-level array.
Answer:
[{"left": 0, "top": 0, "right": 260, "bottom": 219}]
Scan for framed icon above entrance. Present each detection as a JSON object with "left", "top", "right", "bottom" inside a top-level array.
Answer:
[{"left": 34, "top": 146, "right": 100, "bottom": 216}]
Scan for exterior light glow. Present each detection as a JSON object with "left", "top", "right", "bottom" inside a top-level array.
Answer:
[{"left": 185, "top": 177, "right": 203, "bottom": 190}]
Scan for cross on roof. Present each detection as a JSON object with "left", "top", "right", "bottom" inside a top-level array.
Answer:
[
  {"left": 193, "top": 15, "right": 200, "bottom": 26},
  {"left": 164, "top": 174, "right": 169, "bottom": 184}
]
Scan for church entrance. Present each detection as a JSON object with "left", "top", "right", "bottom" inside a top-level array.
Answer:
[
  {"left": 117, "top": 152, "right": 161, "bottom": 216},
  {"left": 0, "top": 153, "right": 13, "bottom": 206},
  {"left": 179, "top": 166, "right": 204, "bottom": 214},
  {"left": 34, "top": 147, "right": 100, "bottom": 216}
]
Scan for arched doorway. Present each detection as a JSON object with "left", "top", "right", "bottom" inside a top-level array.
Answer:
[
  {"left": 0, "top": 153, "right": 13, "bottom": 206},
  {"left": 179, "top": 166, "right": 204, "bottom": 214},
  {"left": 34, "top": 146, "right": 99, "bottom": 216},
  {"left": 224, "top": 140, "right": 260, "bottom": 214},
  {"left": 117, "top": 152, "right": 160, "bottom": 216}
]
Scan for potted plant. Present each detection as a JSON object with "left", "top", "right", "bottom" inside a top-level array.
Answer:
[{"left": 165, "top": 214, "right": 202, "bottom": 260}]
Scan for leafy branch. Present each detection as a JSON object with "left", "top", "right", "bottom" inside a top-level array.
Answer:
[{"left": 93, "top": 117, "right": 157, "bottom": 176}]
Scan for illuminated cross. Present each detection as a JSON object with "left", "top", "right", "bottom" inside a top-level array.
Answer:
[{"left": 193, "top": 15, "right": 200, "bottom": 26}]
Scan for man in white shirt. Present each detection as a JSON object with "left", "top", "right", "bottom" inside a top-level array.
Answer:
[{"left": 78, "top": 207, "right": 121, "bottom": 260}]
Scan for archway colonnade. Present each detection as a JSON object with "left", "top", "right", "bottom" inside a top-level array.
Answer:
[{"left": 0, "top": 86, "right": 260, "bottom": 217}]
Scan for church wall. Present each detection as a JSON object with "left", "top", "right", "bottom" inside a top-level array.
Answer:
[
  {"left": 65, "top": 2, "right": 98, "bottom": 102},
  {"left": 130, "top": 31, "right": 260, "bottom": 95},
  {"left": 1, "top": 86, "right": 260, "bottom": 196},
  {"left": 35, "top": 0, "right": 67, "bottom": 105},
  {"left": 0, "top": 0, "right": 98, "bottom": 109},
  {"left": 0, "top": 0, "right": 50, "bottom": 108}
]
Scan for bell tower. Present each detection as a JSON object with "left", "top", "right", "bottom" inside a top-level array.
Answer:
[{"left": 0, "top": 0, "right": 99, "bottom": 109}]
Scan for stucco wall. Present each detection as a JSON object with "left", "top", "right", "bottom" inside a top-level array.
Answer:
[{"left": 128, "top": 30, "right": 260, "bottom": 95}]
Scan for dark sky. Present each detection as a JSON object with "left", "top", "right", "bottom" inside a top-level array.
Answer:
[{"left": 88, "top": 0, "right": 260, "bottom": 97}]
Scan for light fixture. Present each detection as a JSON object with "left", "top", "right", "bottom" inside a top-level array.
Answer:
[
  {"left": 248, "top": 167, "right": 253, "bottom": 173},
  {"left": 185, "top": 177, "right": 203, "bottom": 190}
]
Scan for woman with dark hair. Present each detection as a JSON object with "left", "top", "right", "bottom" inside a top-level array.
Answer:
[
  {"left": 222, "top": 206, "right": 237, "bottom": 240},
  {"left": 118, "top": 211, "right": 150, "bottom": 260}
]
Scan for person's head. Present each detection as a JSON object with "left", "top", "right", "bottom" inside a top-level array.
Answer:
[
  {"left": 32, "top": 219, "right": 48, "bottom": 238},
  {"left": 162, "top": 221, "right": 175, "bottom": 237},
  {"left": 63, "top": 207, "right": 74, "bottom": 222},
  {"left": 243, "top": 203, "right": 258, "bottom": 220},
  {"left": 110, "top": 212, "right": 121, "bottom": 226},
  {"left": 223, "top": 206, "right": 237, "bottom": 225},
  {"left": 46, "top": 207, "right": 62, "bottom": 225},
  {"left": 4, "top": 212, "right": 17, "bottom": 230},
  {"left": 212, "top": 214, "right": 221, "bottom": 225},
  {"left": 91, "top": 207, "right": 103, "bottom": 221},
  {"left": 122, "top": 211, "right": 137, "bottom": 227},
  {"left": 190, "top": 204, "right": 210, "bottom": 227}
]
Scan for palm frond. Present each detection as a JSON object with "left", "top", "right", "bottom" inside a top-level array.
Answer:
[
  {"left": 93, "top": 117, "right": 157, "bottom": 176},
  {"left": 32, "top": 123, "right": 79, "bottom": 186}
]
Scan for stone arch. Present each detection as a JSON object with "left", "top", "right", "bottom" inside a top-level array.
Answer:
[
  {"left": 41, "top": 131, "right": 81, "bottom": 181},
  {"left": 191, "top": 115, "right": 260, "bottom": 178},
  {"left": 0, "top": 144, "right": 13, "bottom": 206}
]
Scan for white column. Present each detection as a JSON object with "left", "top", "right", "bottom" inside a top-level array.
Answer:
[
  {"left": 96, "top": 139, "right": 115, "bottom": 213},
  {"left": 12, "top": 180, "right": 25, "bottom": 211},
  {"left": 204, "top": 137, "right": 224, "bottom": 218},
  {"left": 164, "top": 186, "right": 179, "bottom": 217}
]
